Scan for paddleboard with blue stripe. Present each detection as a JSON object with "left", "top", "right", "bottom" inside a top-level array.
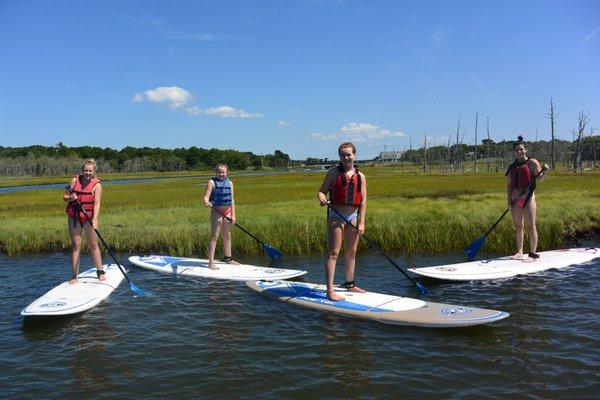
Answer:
[
  {"left": 21, "top": 264, "right": 124, "bottom": 317},
  {"left": 408, "top": 248, "right": 598, "bottom": 281},
  {"left": 129, "top": 255, "right": 306, "bottom": 281},
  {"left": 246, "top": 280, "right": 509, "bottom": 328}
]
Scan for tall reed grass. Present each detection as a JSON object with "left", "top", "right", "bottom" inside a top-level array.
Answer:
[{"left": 1, "top": 168, "right": 598, "bottom": 257}]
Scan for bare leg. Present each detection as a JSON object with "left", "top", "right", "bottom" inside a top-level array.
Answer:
[
  {"left": 523, "top": 198, "right": 539, "bottom": 263},
  {"left": 221, "top": 220, "right": 239, "bottom": 264},
  {"left": 325, "top": 218, "right": 345, "bottom": 301},
  {"left": 84, "top": 223, "right": 105, "bottom": 281},
  {"left": 208, "top": 210, "right": 222, "bottom": 269},
  {"left": 510, "top": 207, "right": 525, "bottom": 259},
  {"left": 343, "top": 219, "right": 365, "bottom": 293},
  {"left": 68, "top": 218, "right": 83, "bottom": 284}
]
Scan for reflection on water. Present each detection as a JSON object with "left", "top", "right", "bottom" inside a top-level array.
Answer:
[{"left": 1, "top": 250, "right": 599, "bottom": 399}]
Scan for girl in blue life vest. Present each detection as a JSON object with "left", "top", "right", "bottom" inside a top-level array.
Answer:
[
  {"left": 63, "top": 159, "right": 105, "bottom": 283},
  {"left": 506, "top": 135, "right": 549, "bottom": 262},
  {"left": 318, "top": 142, "right": 367, "bottom": 301},
  {"left": 203, "top": 164, "right": 239, "bottom": 269}
]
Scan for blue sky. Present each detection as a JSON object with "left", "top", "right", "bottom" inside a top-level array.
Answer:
[{"left": 1, "top": 0, "right": 599, "bottom": 160}]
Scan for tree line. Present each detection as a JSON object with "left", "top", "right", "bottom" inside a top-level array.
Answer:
[{"left": 0, "top": 144, "right": 292, "bottom": 176}]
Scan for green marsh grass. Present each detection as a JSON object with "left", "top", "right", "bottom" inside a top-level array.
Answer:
[{"left": 1, "top": 168, "right": 598, "bottom": 257}]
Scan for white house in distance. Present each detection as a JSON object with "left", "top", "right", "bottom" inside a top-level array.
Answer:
[{"left": 377, "top": 150, "right": 404, "bottom": 162}]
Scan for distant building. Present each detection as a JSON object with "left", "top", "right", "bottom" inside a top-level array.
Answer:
[{"left": 377, "top": 151, "right": 404, "bottom": 162}]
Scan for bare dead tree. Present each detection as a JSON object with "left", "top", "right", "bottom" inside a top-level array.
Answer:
[
  {"left": 473, "top": 109, "right": 479, "bottom": 173},
  {"left": 486, "top": 116, "right": 491, "bottom": 172},
  {"left": 549, "top": 98, "right": 557, "bottom": 169},
  {"left": 574, "top": 112, "right": 588, "bottom": 172},
  {"left": 423, "top": 132, "right": 428, "bottom": 173},
  {"left": 454, "top": 115, "right": 461, "bottom": 172}
]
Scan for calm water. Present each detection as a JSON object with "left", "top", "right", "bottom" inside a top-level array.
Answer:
[{"left": 1, "top": 250, "right": 599, "bottom": 399}]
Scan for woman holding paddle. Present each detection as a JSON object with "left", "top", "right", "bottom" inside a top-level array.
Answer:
[
  {"left": 506, "top": 135, "right": 549, "bottom": 262},
  {"left": 204, "top": 163, "right": 239, "bottom": 270},
  {"left": 318, "top": 142, "right": 368, "bottom": 301},
  {"left": 63, "top": 159, "right": 105, "bottom": 283}
]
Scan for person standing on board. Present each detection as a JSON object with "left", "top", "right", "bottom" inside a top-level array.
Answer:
[
  {"left": 203, "top": 163, "right": 239, "bottom": 269},
  {"left": 506, "top": 135, "right": 549, "bottom": 262},
  {"left": 318, "top": 142, "right": 368, "bottom": 301},
  {"left": 64, "top": 159, "right": 105, "bottom": 283}
]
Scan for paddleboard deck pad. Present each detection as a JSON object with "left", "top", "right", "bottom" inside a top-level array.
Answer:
[
  {"left": 246, "top": 280, "right": 509, "bottom": 328},
  {"left": 408, "top": 248, "right": 598, "bottom": 281},
  {"left": 21, "top": 264, "right": 124, "bottom": 317},
  {"left": 129, "top": 255, "right": 307, "bottom": 281}
]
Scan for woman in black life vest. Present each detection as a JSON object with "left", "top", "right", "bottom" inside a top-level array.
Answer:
[
  {"left": 318, "top": 142, "right": 368, "bottom": 301},
  {"left": 506, "top": 135, "right": 549, "bottom": 261},
  {"left": 63, "top": 159, "right": 105, "bottom": 283}
]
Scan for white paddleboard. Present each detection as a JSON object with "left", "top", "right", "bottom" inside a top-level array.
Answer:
[
  {"left": 21, "top": 264, "right": 124, "bottom": 317},
  {"left": 246, "top": 280, "right": 509, "bottom": 328},
  {"left": 129, "top": 255, "right": 307, "bottom": 281},
  {"left": 408, "top": 248, "right": 599, "bottom": 281}
]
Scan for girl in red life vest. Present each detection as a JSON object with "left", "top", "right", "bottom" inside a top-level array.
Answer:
[
  {"left": 63, "top": 159, "right": 105, "bottom": 283},
  {"left": 203, "top": 164, "right": 239, "bottom": 270},
  {"left": 506, "top": 135, "right": 549, "bottom": 262},
  {"left": 318, "top": 142, "right": 368, "bottom": 301}
]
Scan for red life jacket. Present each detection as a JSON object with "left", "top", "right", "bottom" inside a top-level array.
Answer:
[
  {"left": 330, "top": 165, "right": 362, "bottom": 207},
  {"left": 506, "top": 158, "right": 533, "bottom": 190},
  {"left": 66, "top": 175, "right": 100, "bottom": 223}
]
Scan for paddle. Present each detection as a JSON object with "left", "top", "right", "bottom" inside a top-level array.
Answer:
[
  {"left": 211, "top": 207, "right": 284, "bottom": 260},
  {"left": 66, "top": 186, "right": 145, "bottom": 295},
  {"left": 464, "top": 166, "right": 548, "bottom": 259},
  {"left": 327, "top": 203, "right": 429, "bottom": 294}
]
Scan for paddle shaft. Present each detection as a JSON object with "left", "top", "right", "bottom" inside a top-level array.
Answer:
[
  {"left": 66, "top": 187, "right": 134, "bottom": 287},
  {"left": 327, "top": 204, "right": 424, "bottom": 289},
  {"left": 210, "top": 206, "right": 265, "bottom": 244}
]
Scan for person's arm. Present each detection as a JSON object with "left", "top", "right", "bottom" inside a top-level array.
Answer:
[
  {"left": 357, "top": 173, "right": 367, "bottom": 234},
  {"left": 92, "top": 183, "right": 102, "bottom": 229},
  {"left": 318, "top": 169, "right": 335, "bottom": 205},
  {"left": 229, "top": 181, "right": 236, "bottom": 224},
  {"left": 203, "top": 180, "right": 215, "bottom": 207},
  {"left": 532, "top": 159, "right": 550, "bottom": 182}
]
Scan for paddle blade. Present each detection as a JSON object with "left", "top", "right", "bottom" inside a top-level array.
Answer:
[
  {"left": 129, "top": 281, "right": 147, "bottom": 296},
  {"left": 416, "top": 282, "right": 429, "bottom": 294},
  {"left": 262, "top": 243, "right": 284, "bottom": 260},
  {"left": 464, "top": 236, "right": 486, "bottom": 259}
]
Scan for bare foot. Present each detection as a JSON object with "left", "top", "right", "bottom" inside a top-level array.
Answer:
[
  {"left": 522, "top": 257, "right": 536, "bottom": 263},
  {"left": 97, "top": 270, "right": 107, "bottom": 282},
  {"left": 208, "top": 262, "right": 219, "bottom": 270},
  {"left": 523, "top": 252, "right": 540, "bottom": 263},
  {"left": 510, "top": 252, "right": 525, "bottom": 260},
  {"left": 69, "top": 277, "right": 78, "bottom": 284},
  {"left": 346, "top": 285, "right": 366, "bottom": 294},
  {"left": 326, "top": 290, "right": 345, "bottom": 301},
  {"left": 223, "top": 256, "right": 240, "bottom": 265}
]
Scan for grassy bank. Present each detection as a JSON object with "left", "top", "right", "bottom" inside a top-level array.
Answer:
[{"left": 1, "top": 168, "right": 598, "bottom": 256}]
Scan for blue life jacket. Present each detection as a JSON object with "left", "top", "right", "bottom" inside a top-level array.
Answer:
[{"left": 210, "top": 177, "right": 232, "bottom": 206}]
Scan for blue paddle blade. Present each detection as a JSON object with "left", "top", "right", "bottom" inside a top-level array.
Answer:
[
  {"left": 416, "top": 282, "right": 429, "bottom": 294},
  {"left": 129, "top": 281, "right": 147, "bottom": 296},
  {"left": 464, "top": 236, "right": 486, "bottom": 259},
  {"left": 263, "top": 243, "right": 284, "bottom": 260}
]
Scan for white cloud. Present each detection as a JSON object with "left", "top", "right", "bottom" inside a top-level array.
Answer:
[
  {"left": 277, "top": 120, "right": 291, "bottom": 127},
  {"left": 581, "top": 26, "right": 600, "bottom": 46},
  {"left": 186, "top": 105, "right": 263, "bottom": 119},
  {"left": 310, "top": 122, "right": 405, "bottom": 142},
  {"left": 132, "top": 86, "right": 192, "bottom": 110},
  {"left": 133, "top": 86, "right": 262, "bottom": 119},
  {"left": 430, "top": 27, "right": 451, "bottom": 46}
]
